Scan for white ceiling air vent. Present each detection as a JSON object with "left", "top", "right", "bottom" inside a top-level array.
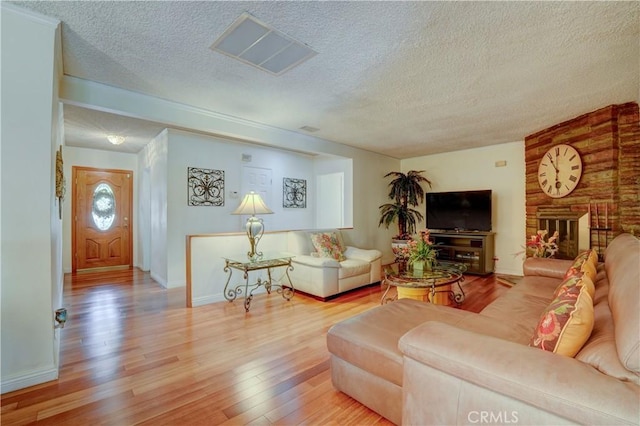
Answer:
[{"left": 210, "top": 13, "right": 317, "bottom": 76}]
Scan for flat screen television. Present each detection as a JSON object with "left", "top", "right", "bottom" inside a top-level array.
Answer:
[{"left": 425, "top": 190, "right": 492, "bottom": 232}]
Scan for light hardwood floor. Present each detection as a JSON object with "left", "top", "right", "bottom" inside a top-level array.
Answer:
[{"left": 1, "top": 268, "right": 509, "bottom": 425}]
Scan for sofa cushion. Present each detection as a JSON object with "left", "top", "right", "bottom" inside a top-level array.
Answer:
[
  {"left": 573, "top": 264, "right": 639, "bottom": 384},
  {"left": 576, "top": 277, "right": 640, "bottom": 385},
  {"left": 400, "top": 321, "right": 640, "bottom": 426},
  {"left": 310, "top": 231, "right": 346, "bottom": 261},
  {"left": 480, "top": 275, "right": 558, "bottom": 339},
  {"left": 529, "top": 284, "right": 594, "bottom": 357},
  {"left": 344, "top": 246, "right": 382, "bottom": 263},
  {"left": 338, "top": 258, "right": 370, "bottom": 279},
  {"left": 327, "top": 299, "right": 471, "bottom": 387},
  {"left": 523, "top": 257, "right": 574, "bottom": 279},
  {"left": 604, "top": 233, "right": 640, "bottom": 373}
]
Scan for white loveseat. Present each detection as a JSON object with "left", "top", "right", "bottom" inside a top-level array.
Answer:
[{"left": 286, "top": 229, "right": 382, "bottom": 300}]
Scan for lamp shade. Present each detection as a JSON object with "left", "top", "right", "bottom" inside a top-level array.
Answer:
[{"left": 231, "top": 191, "right": 273, "bottom": 215}]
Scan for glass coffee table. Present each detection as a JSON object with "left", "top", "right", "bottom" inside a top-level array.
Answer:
[{"left": 381, "top": 261, "right": 467, "bottom": 306}]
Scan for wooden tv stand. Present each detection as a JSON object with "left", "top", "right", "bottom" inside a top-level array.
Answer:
[{"left": 430, "top": 231, "right": 495, "bottom": 275}]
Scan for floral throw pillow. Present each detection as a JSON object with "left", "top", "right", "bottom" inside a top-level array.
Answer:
[
  {"left": 563, "top": 250, "right": 599, "bottom": 287},
  {"left": 553, "top": 273, "right": 595, "bottom": 299},
  {"left": 530, "top": 283, "right": 594, "bottom": 357},
  {"left": 310, "top": 232, "right": 346, "bottom": 261},
  {"left": 565, "top": 250, "right": 597, "bottom": 276}
]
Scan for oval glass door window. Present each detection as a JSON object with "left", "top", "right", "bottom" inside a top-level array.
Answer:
[{"left": 92, "top": 183, "right": 116, "bottom": 231}]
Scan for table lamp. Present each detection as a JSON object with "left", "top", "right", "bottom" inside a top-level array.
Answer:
[{"left": 232, "top": 191, "right": 273, "bottom": 260}]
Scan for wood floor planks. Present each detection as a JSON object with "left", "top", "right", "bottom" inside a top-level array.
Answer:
[{"left": 1, "top": 267, "right": 508, "bottom": 425}]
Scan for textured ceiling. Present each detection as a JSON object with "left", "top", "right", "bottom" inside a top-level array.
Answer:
[
  {"left": 62, "top": 105, "right": 168, "bottom": 154},
  {"left": 11, "top": 1, "right": 640, "bottom": 158}
]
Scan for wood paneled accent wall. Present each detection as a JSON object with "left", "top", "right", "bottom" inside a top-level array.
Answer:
[{"left": 525, "top": 102, "right": 639, "bottom": 252}]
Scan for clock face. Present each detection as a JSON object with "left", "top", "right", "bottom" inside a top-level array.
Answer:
[{"left": 537, "top": 144, "right": 583, "bottom": 198}]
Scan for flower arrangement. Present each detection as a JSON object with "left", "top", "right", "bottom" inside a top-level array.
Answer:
[
  {"left": 525, "top": 230, "right": 559, "bottom": 258},
  {"left": 393, "top": 229, "right": 439, "bottom": 268}
]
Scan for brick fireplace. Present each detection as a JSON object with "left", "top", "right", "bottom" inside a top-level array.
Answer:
[{"left": 525, "top": 102, "right": 639, "bottom": 258}]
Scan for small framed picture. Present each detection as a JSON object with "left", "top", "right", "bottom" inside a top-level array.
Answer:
[
  {"left": 283, "top": 177, "right": 306, "bottom": 208},
  {"left": 188, "top": 167, "right": 224, "bottom": 206}
]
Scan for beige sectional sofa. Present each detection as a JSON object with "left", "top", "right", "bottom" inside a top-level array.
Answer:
[
  {"left": 286, "top": 229, "right": 382, "bottom": 300},
  {"left": 327, "top": 233, "right": 639, "bottom": 425}
]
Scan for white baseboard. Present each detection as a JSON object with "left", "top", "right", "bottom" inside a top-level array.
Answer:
[
  {"left": 191, "top": 294, "right": 226, "bottom": 307},
  {"left": 190, "top": 287, "right": 268, "bottom": 308},
  {"left": 150, "top": 271, "right": 167, "bottom": 288},
  {"left": 149, "top": 274, "right": 185, "bottom": 289},
  {"left": 166, "top": 280, "right": 186, "bottom": 289},
  {"left": 1, "top": 367, "right": 58, "bottom": 394}
]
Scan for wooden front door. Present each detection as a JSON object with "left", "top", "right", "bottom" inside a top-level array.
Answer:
[{"left": 73, "top": 167, "right": 133, "bottom": 271}]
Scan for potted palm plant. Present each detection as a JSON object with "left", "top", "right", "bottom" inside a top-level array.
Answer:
[{"left": 378, "top": 170, "right": 432, "bottom": 257}]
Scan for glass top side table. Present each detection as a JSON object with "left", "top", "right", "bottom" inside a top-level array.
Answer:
[{"left": 222, "top": 252, "right": 295, "bottom": 311}]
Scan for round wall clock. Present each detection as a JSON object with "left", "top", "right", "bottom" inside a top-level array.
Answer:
[{"left": 537, "top": 144, "right": 582, "bottom": 198}]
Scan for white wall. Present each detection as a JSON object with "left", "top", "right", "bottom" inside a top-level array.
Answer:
[
  {"left": 136, "top": 128, "right": 395, "bottom": 290},
  {"left": 402, "top": 142, "right": 526, "bottom": 275},
  {"left": 346, "top": 152, "right": 401, "bottom": 256},
  {"left": 1, "top": 4, "right": 62, "bottom": 392},
  {"left": 315, "top": 156, "right": 353, "bottom": 228},
  {"left": 139, "top": 130, "right": 169, "bottom": 286},
  {"left": 189, "top": 232, "right": 288, "bottom": 306},
  {"left": 167, "top": 129, "right": 316, "bottom": 234},
  {"left": 138, "top": 167, "right": 151, "bottom": 271},
  {"left": 164, "top": 130, "right": 320, "bottom": 287},
  {"left": 316, "top": 172, "right": 344, "bottom": 228},
  {"left": 62, "top": 145, "right": 140, "bottom": 272}
]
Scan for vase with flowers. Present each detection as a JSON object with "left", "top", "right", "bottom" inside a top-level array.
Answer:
[
  {"left": 524, "top": 230, "right": 560, "bottom": 258},
  {"left": 406, "top": 229, "right": 439, "bottom": 272}
]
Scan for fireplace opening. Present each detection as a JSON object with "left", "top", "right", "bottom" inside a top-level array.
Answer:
[{"left": 536, "top": 210, "right": 589, "bottom": 259}]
